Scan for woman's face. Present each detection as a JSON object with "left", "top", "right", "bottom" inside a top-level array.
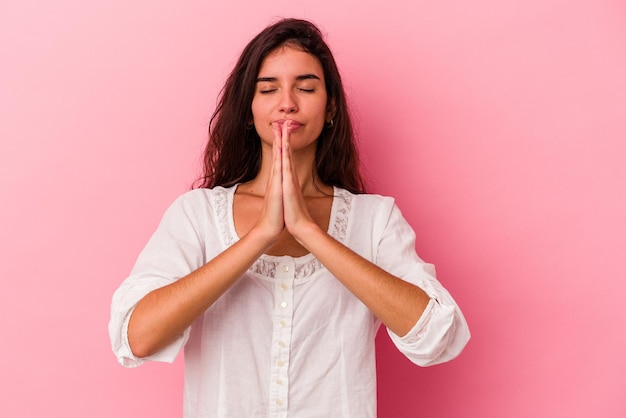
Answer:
[{"left": 251, "top": 45, "right": 329, "bottom": 152}]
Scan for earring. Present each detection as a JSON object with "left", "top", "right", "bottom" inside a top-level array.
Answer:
[
  {"left": 246, "top": 121, "right": 254, "bottom": 130},
  {"left": 326, "top": 119, "right": 334, "bottom": 128}
]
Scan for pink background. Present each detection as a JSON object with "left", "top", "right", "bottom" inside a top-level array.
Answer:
[{"left": 1, "top": 0, "right": 625, "bottom": 417}]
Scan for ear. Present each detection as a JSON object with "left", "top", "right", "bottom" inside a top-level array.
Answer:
[{"left": 326, "top": 98, "right": 337, "bottom": 122}]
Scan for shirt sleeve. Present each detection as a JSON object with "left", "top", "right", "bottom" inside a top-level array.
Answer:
[
  {"left": 108, "top": 192, "right": 208, "bottom": 367},
  {"left": 373, "top": 202, "right": 470, "bottom": 367}
]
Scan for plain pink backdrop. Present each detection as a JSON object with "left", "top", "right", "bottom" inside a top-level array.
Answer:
[{"left": 1, "top": 0, "right": 625, "bottom": 417}]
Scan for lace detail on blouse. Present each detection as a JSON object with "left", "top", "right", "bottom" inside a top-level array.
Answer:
[
  {"left": 331, "top": 188, "right": 352, "bottom": 240},
  {"left": 250, "top": 258, "right": 277, "bottom": 278},
  {"left": 213, "top": 187, "right": 235, "bottom": 247},
  {"left": 248, "top": 258, "right": 323, "bottom": 280},
  {"left": 213, "top": 186, "right": 352, "bottom": 280}
]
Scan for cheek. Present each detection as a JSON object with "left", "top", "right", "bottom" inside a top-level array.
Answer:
[
  {"left": 314, "top": 100, "right": 329, "bottom": 126},
  {"left": 250, "top": 102, "right": 264, "bottom": 126},
  {"left": 251, "top": 98, "right": 273, "bottom": 124},
  {"left": 250, "top": 104, "right": 273, "bottom": 144}
]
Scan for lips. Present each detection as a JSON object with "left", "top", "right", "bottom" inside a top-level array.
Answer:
[{"left": 275, "top": 119, "right": 303, "bottom": 131}]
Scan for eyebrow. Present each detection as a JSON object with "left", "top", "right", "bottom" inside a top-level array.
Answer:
[{"left": 256, "top": 74, "right": 321, "bottom": 83}]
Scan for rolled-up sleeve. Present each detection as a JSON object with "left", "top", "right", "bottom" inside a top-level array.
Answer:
[
  {"left": 109, "top": 278, "right": 191, "bottom": 368},
  {"left": 374, "top": 202, "right": 470, "bottom": 366},
  {"left": 108, "top": 192, "right": 208, "bottom": 367}
]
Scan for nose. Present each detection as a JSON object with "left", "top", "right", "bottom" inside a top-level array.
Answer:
[{"left": 278, "top": 90, "right": 298, "bottom": 113}]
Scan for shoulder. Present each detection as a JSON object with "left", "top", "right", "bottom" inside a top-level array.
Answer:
[
  {"left": 174, "top": 185, "right": 234, "bottom": 207},
  {"left": 347, "top": 190, "right": 397, "bottom": 219},
  {"left": 351, "top": 191, "right": 396, "bottom": 206},
  {"left": 161, "top": 185, "right": 235, "bottom": 222},
  {"left": 336, "top": 189, "right": 401, "bottom": 237}
]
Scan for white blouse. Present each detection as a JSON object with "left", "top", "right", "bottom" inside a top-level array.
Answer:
[{"left": 109, "top": 185, "right": 470, "bottom": 418}]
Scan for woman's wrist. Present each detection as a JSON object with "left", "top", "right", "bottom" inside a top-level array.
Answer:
[
  {"left": 245, "top": 223, "right": 282, "bottom": 251},
  {"left": 291, "top": 220, "right": 325, "bottom": 249}
]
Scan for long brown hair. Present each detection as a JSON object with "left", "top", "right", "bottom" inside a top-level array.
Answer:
[{"left": 195, "top": 18, "right": 365, "bottom": 193}]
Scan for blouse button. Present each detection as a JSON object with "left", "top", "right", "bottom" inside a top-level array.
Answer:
[
  {"left": 275, "top": 399, "right": 283, "bottom": 406},
  {"left": 280, "top": 301, "right": 287, "bottom": 308},
  {"left": 282, "top": 265, "right": 289, "bottom": 272},
  {"left": 280, "top": 283, "right": 289, "bottom": 291}
]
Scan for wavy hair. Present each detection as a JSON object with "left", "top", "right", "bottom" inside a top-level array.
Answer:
[{"left": 194, "top": 18, "right": 365, "bottom": 193}]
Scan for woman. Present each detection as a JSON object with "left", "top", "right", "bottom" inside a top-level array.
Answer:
[{"left": 110, "top": 18, "right": 469, "bottom": 417}]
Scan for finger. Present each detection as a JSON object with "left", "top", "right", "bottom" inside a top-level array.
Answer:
[
  {"left": 281, "top": 119, "right": 291, "bottom": 143},
  {"left": 278, "top": 119, "right": 291, "bottom": 167},
  {"left": 280, "top": 121, "right": 297, "bottom": 192},
  {"left": 255, "top": 123, "right": 284, "bottom": 239},
  {"left": 269, "top": 123, "right": 283, "bottom": 198},
  {"left": 269, "top": 121, "right": 283, "bottom": 178},
  {"left": 271, "top": 121, "right": 283, "bottom": 147},
  {"left": 280, "top": 121, "right": 310, "bottom": 227}
]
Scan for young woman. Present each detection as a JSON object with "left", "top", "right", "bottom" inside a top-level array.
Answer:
[{"left": 110, "top": 18, "right": 470, "bottom": 417}]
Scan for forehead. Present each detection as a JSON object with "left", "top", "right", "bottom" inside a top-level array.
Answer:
[{"left": 257, "top": 45, "right": 324, "bottom": 78}]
